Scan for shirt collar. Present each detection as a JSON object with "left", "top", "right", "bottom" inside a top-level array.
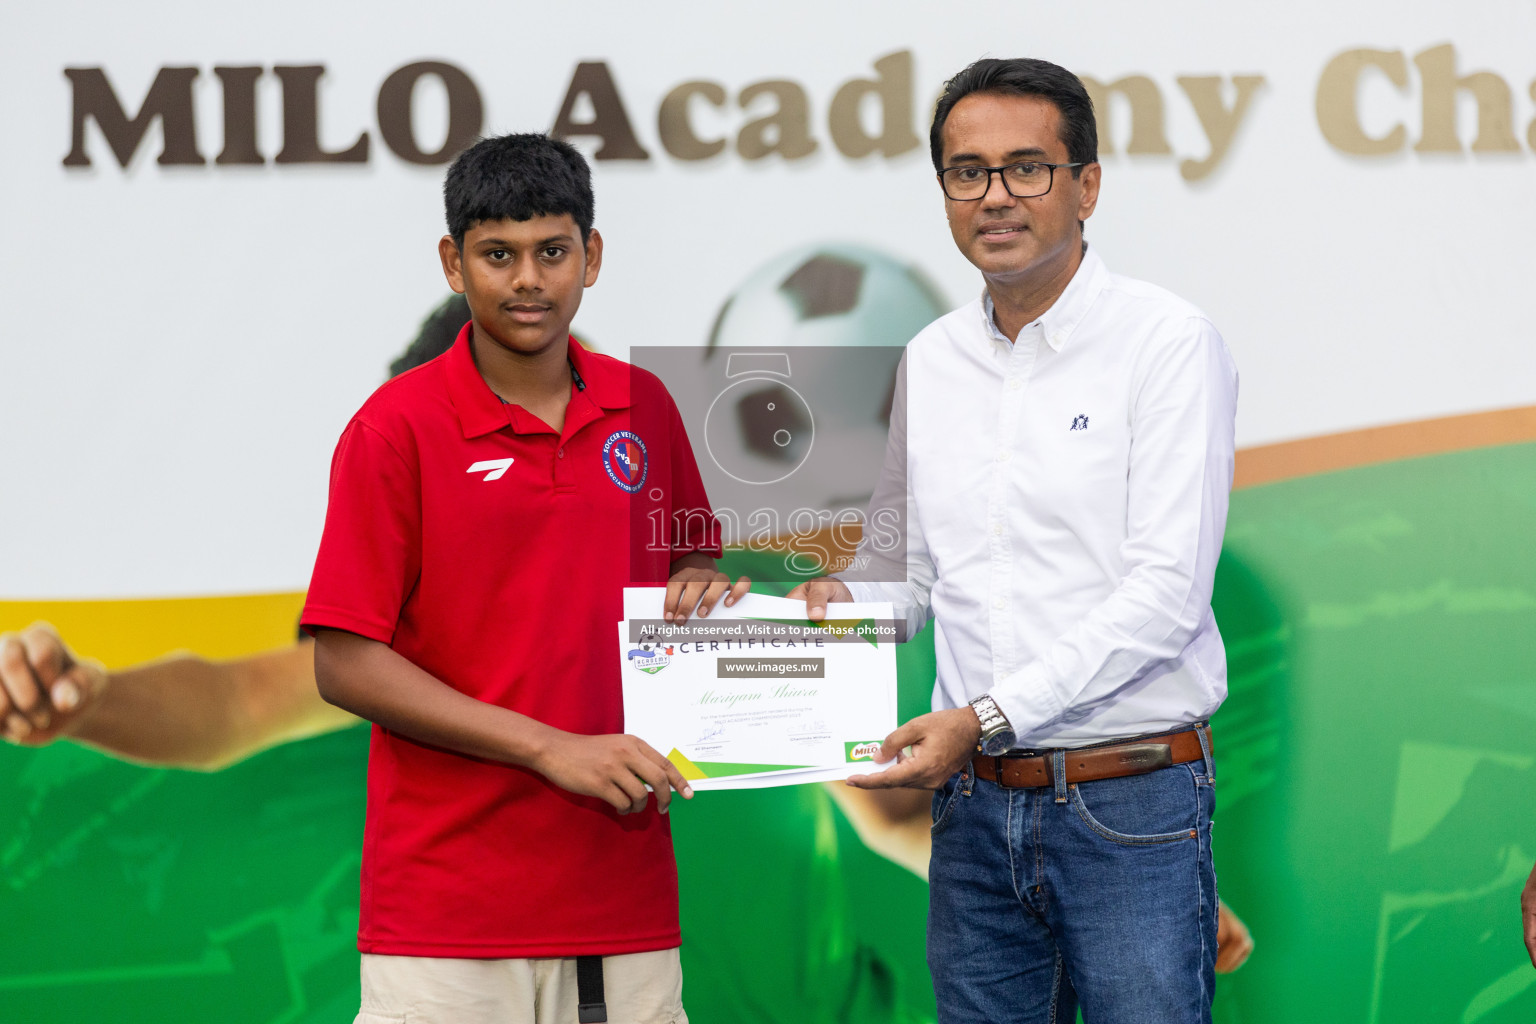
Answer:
[
  {"left": 980, "top": 243, "right": 1108, "bottom": 352},
  {"left": 566, "top": 334, "right": 631, "bottom": 411},
  {"left": 444, "top": 324, "right": 632, "bottom": 440}
]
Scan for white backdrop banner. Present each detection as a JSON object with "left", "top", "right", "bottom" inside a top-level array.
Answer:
[{"left": 3, "top": 0, "right": 1534, "bottom": 597}]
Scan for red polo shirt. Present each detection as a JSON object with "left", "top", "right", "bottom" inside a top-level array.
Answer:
[{"left": 302, "top": 325, "right": 719, "bottom": 958}]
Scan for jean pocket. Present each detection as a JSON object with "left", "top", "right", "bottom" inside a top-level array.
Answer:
[
  {"left": 930, "top": 773, "right": 963, "bottom": 835},
  {"left": 1068, "top": 764, "right": 1202, "bottom": 846}
]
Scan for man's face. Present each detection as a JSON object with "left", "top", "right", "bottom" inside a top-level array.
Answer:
[
  {"left": 939, "top": 92, "right": 1100, "bottom": 284},
  {"left": 437, "top": 214, "right": 602, "bottom": 358}
]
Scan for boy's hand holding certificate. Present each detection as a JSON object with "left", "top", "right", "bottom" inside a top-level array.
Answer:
[{"left": 619, "top": 588, "right": 900, "bottom": 790}]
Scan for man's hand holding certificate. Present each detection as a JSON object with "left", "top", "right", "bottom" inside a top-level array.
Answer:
[{"left": 619, "top": 588, "right": 899, "bottom": 789}]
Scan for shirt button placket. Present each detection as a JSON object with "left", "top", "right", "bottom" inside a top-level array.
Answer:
[
  {"left": 986, "top": 326, "right": 1037, "bottom": 679},
  {"left": 553, "top": 441, "right": 573, "bottom": 491}
]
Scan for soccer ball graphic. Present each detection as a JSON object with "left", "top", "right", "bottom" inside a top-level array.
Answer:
[{"left": 695, "top": 243, "right": 947, "bottom": 536}]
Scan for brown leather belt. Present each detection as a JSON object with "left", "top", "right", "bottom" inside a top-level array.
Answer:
[{"left": 971, "top": 726, "right": 1210, "bottom": 789}]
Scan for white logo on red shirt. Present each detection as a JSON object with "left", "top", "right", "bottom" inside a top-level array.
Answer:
[{"left": 467, "top": 458, "right": 515, "bottom": 481}]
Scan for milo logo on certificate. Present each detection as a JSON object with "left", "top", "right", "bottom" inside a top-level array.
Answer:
[{"left": 845, "top": 741, "right": 884, "bottom": 762}]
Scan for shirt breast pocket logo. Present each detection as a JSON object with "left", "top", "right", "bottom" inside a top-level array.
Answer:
[
  {"left": 1069, "top": 414, "right": 1090, "bottom": 432},
  {"left": 602, "top": 430, "right": 649, "bottom": 494}
]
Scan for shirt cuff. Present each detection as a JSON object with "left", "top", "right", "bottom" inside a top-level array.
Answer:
[
  {"left": 841, "top": 580, "right": 924, "bottom": 642},
  {"left": 842, "top": 580, "right": 881, "bottom": 603},
  {"left": 988, "top": 661, "right": 1066, "bottom": 741}
]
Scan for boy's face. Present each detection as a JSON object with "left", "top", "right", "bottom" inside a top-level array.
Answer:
[{"left": 438, "top": 214, "right": 602, "bottom": 359}]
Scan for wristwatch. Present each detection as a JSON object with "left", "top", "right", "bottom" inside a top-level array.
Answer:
[{"left": 969, "top": 694, "right": 1016, "bottom": 756}]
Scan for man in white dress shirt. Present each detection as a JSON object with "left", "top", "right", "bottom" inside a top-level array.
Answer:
[{"left": 792, "top": 57, "right": 1238, "bottom": 1022}]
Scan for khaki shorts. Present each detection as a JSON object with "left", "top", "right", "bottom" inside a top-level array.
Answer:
[{"left": 355, "top": 948, "right": 687, "bottom": 1024}]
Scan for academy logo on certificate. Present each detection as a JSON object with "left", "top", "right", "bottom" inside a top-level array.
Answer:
[
  {"left": 626, "top": 633, "right": 674, "bottom": 674},
  {"left": 603, "top": 430, "right": 648, "bottom": 493},
  {"left": 845, "top": 741, "right": 884, "bottom": 762}
]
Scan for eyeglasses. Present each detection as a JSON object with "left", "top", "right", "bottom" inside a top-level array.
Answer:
[{"left": 938, "top": 161, "right": 1086, "bottom": 201}]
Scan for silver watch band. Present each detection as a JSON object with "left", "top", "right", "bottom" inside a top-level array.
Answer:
[{"left": 969, "top": 694, "right": 1016, "bottom": 756}]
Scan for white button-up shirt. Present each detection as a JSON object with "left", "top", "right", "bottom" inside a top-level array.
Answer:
[{"left": 846, "top": 246, "right": 1239, "bottom": 747}]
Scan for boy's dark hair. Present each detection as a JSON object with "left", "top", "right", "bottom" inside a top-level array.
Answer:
[
  {"left": 929, "top": 58, "right": 1098, "bottom": 176},
  {"left": 443, "top": 133, "right": 595, "bottom": 248}
]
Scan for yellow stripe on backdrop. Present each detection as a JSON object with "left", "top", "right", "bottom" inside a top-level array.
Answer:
[
  {"left": 1234, "top": 404, "right": 1536, "bottom": 489},
  {"left": 0, "top": 592, "right": 308, "bottom": 666}
]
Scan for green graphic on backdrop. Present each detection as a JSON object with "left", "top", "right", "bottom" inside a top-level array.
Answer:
[
  {"left": 0, "top": 728, "right": 367, "bottom": 1021},
  {"left": 0, "top": 441, "right": 1533, "bottom": 1022},
  {"left": 1207, "top": 440, "right": 1536, "bottom": 1024}
]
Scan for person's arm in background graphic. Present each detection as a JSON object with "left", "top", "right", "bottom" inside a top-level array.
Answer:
[
  {"left": 0, "top": 302, "right": 487, "bottom": 772},
  {"left": 0, "top": 622, "right": 355, "bottom": 770},
  {"left": 0, "top": 552, "right": 745, "bottom": 771},
  {"left": 1522, "top": 860, "right": 1536, "bottom": 968}
]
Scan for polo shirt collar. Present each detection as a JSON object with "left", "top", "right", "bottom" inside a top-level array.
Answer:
[
  {"left": 980, "top": 243, "right": 1109, "bottom": 352},
  {"left": 566, "top": 334, "right": 631, "bottom": 411},
  {"left": 444, "top": 324, "right": 632, "bottom": 440}
]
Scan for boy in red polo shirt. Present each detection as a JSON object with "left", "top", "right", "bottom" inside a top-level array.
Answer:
[{"left": 302, "top": 133, "right": 744, "bottom": 1024}]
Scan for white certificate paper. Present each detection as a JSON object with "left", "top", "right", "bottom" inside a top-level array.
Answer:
[{"left": 619, "top": 588, "right": 899, "bottom": 790}]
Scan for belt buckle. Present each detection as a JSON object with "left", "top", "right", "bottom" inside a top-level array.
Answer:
[{"left": 1108, "top": 742, "right": 1174, "bottom": 772}]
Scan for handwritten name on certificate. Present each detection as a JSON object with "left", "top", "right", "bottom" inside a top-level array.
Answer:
[{"left": 619, "top": 588, "right": 899, "bottom": 790}]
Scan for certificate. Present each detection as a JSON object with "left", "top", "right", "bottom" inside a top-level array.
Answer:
[{"left": 619, "top": 588, "right": 899, "bottom": 790}]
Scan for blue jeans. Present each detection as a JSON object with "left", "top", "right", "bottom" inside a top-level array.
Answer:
[{"left": 927, "top": 746, "right": 1217, "bottom": 1024}]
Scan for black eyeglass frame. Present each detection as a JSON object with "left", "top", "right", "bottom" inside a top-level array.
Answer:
[{"left": 937, "top": 161, "right": 1088, "bottom": 201}]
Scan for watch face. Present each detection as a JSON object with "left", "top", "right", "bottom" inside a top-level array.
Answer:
[{"left": 981, "top": 731, "right": 1016, "bottom": 757}]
